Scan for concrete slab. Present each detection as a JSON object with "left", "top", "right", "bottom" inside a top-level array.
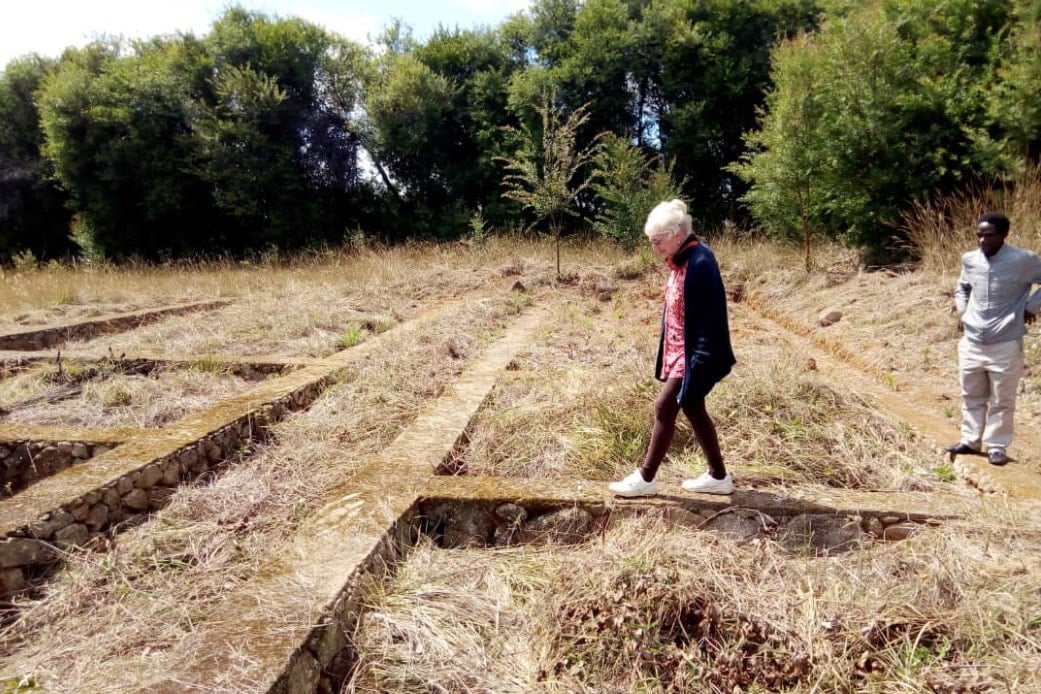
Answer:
[
  {"left": 0, "top": 299, "right": 469, "bottom": 544},
  {"left": 421, "top": 475, "right": 971, "bottom": 523},
  {"left": 137, "top": 306, "right": 548, "bottom": 693}
]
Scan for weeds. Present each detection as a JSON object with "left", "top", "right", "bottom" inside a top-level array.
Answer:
[
  {"left": 335, "top": 325, "right": 365, "bottom": 350},
  {"left": 612, "top": 249, "right": 657, "bottom": 280},
  {"left": 187, "top": 355, "right": 230, "bottom": 375},
  {"left": 99, "top": 384, "right": 132, "bottom": 408},
  {"left": 0, "top": 674, "right": 41, "bottom": 692},
  {"left": 505, "top": 291, "right": 534, "bottom": 315}
]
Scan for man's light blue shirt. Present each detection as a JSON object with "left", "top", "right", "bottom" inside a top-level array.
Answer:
[{"left": 955, "top": 243, "right": 1041, "bottom": 345}]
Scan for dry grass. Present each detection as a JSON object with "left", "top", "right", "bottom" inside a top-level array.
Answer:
[
  {"left": 0, "top": 291, "right": 520, "bottom": 691},
  {"left": 1, "top": 233, "right": 1040, "bottom": 692},
  {"left": 1, "top": 364, "right": 257, "bottom": 427},
  {"left": 901, "top": 171, "right": 1041, "bottom": 276},
  {"left": 347, "top": 512, "right": 1041, "bottom": 693},
  {"left": 0, "top": 238, "right": 627, "bottom": 331},
  {"left": 734, "top": 240, "right": 1041, "bottom": 438},
  {"left": 455, "top": 264, "right": 948, "bottom": 494},
  {"left": 0, "top": 239, "right": 629, "bottom": 359},
  {"left": 347, "top": 539, "right": 559, "bottom": 692},
  {"left": 457, "top": 281, "right": 652, "bottom": 481}
]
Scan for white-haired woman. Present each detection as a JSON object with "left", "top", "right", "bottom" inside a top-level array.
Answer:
[{"left": 609, "top": 199, "right": 736, "bottom": 497}]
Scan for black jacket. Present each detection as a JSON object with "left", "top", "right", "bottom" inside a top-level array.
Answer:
[{"left": 654, "top": 238, "right": 736, "bottom": 405}]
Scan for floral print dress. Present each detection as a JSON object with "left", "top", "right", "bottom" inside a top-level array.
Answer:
[{"left": 659, "top": 240, "right": 698, "bottom": 380}]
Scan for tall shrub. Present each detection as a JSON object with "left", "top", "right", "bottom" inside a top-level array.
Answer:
[
  {"left": 591, "top": 133, "right": 683, "bottom": 249},
  {"left": 736, "top": 0, "right": 1015, "bottom": 255},
  {"left": 499, "top": 92, "right": 603, "bottom": 276}
]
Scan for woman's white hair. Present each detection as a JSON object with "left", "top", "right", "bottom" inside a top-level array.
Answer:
[{"left": 644, "top": 199, "right": 692, "bottom": 240}]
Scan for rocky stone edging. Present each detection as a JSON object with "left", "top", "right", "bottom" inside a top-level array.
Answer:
[
  {"left": 0, "top": 300, "right": 230, "bottom": 351},
  {"left": 111, "top": 357, "right": 296, "bottom": 381},
  {"left": 421, "top": 499, "right": 935, "bottom": 553},
  {"left": 1, "top": 441, "right": 109, "bottom": 495},
  {"left": 422, "top": 499, "right": 607, "bottom": 548},
  {"left": 272, "top": 508, "right": 420, "bottom": 694},
  {"left": 0, "top": 379, "right": 330, "bottom": 598},
  {"left": 641, "top": 506, "right": 931, "bottom": 551},
  {"left": 0, "top": 359, "right": 296, "bottom": 492},
  {"left": 274, "top": 497, "right": 931, "bottom": 694}
]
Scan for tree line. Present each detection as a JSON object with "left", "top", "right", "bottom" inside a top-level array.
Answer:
[{"left": 1, "top": 0, "right": 1039, "bottom": 264}]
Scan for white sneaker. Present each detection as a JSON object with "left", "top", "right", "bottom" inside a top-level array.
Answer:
[
  {"left": 682, "top": 472, "right": 734, "bottom": 495},
  {"left": 608, "top": 469, "right": 657, "bottom": 497}
]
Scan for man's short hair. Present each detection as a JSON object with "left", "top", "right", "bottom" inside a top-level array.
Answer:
[{"left": 979, "top": 211, "right": 1010, "bottom": 235}]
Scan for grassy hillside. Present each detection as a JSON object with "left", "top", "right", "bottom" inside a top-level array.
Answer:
[{"left": 2, "top": 235, "right": 1040, "bottom": 692}]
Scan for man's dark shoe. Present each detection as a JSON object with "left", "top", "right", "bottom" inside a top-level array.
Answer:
[
  {"left": 945, "top": 442, "right": 980, "bottom": 458},
  {"left": 988, "top": 449, "right": 1010, "bottom": 466}
]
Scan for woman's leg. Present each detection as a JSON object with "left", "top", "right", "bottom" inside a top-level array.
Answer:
[
  {"left": 682, "top": 396, "right": 727, "bottom": 479},
  {"left": 639, "top": 379, "right": 683, "bottom": 482}
]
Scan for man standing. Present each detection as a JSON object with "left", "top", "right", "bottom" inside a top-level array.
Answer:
[{"left": 947, "top": 211, "right": 1041, "bottom": 465}]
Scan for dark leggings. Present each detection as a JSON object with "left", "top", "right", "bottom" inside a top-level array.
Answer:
[{"left": 640, "top": 378, "right": 726, "bottom": 482}]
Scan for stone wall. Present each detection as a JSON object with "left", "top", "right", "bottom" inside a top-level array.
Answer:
[
  {"left": 0, "top": 300, "right": 228, "bottom": 351},
  {"left": 1, "top": 441, "right": 107, "bottom": 494},
  {"left": 0, "top": 380, "right": 329, "bottom": 598},
  {"left": 114, "top": 357, "right": 293, "bottom": 381},
  {"left": 421, "top": 498, "right": 930, "bottom": 553}
]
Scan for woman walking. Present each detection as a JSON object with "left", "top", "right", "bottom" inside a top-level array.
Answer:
[{"left": 609, "top": 199, "right": 736, "bottom": 497}]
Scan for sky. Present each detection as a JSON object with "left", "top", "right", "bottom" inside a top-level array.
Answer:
[{"left": 0, "top": 0, "right": 531, "bottom": 68}]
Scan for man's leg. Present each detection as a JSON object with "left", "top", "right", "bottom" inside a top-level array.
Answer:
[
  {"left": 958, "top": 337, "right": 989, "bottom": 450},
  {"left": 982, "top": 338, "right": 1025, "bottom": 453}
]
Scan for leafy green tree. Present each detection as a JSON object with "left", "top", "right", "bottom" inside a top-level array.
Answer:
[
  {"left": 648, "top": 0, "right": 822, "bottom": 228},
  {"left": 309, "top": 36, "right": 374, "bottom": 233},
  {"left": 731, "top": 32, "right": 827, "bottom": 270},
  {"left": 355, "top": 23, "right": 530, "bottom": 239},
  {"left": 191, "top": 61, "right": 298, "bottom": 250},
  {"left": 200, "top": 8, "right": 365, "bottom": 250},
  {"left": 36, "top": 8, "right": 371, "bottom": 259},
  {"left": 591, "top": 133, "right": 683, "bottom": 249},
  {"left": 0, "top": 54, "right": 72, "bottom": 262},
  {"left": 736, "top": 0, "right": 1015, "bottom": 254},
  {"left": 500, "top": 92, "right": 603, "bottom": 276},
  {"left": 363, "top": 52, "right": 460, "bottom": 236},
  {"left": 552, "top": 0, "right": 639, "bottom": 142},
  {"left": 990, "top": 0, "right": 1041, "bottom": 163},
  {"left": 527, "top": 0, "right": 582, "bottom": 68},
  {"left": 412, "top": 27, "right": 526, "bottom": 231},
  {"left": 38, "top": 38, "right": 214, "bottom": 259}
]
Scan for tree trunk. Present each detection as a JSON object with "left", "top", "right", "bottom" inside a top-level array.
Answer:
[
  {"left": 366, "top": 150, "right": 403, "bottom": 202},
  {"left": 552, "top": 216, "right": 561, "bottom": 278},
  {"left": 796, "top": 185, "right": 812, "bottom": 272}
]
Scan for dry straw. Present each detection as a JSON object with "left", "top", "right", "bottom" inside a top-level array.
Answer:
[{"left": 1, "top": 233, "right": 1040, "bottom": 691}]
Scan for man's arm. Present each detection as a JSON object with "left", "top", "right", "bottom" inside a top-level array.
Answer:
[
  {"left": 954, "top": 256, "right": 972, "bottom": 317},
  {"left": 1025, "top": 252, "right": 1041, "bottom": 323}
]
